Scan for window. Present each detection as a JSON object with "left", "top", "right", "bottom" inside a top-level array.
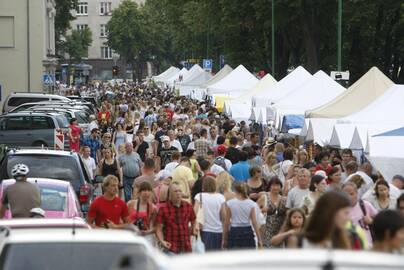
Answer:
[
  {"left": 8, "top": 97, "right": 48, "bottom": 107},
  {"left": 100, "top": 24, "right": 108, "bottom": 37},
  {"left": 76, "top": 2, "right": 88, "bottom": 15},
  {"left": 101, "top": 46, "right": 112, "bottom": 59},
  {"left": 31, "top": 116, "right": 54, "bottom": 129},
  {"left": 5, "top": 116, "right": 31, "bottom": 130},
  {"left": 76, "top": 24, "right": 88, "bottom": 31},
  {"left": 0, "top": 118, "right": 6, "bottom": 131},
  {"left": 100, "top": 2, "right": 112, "bottom": 15}
]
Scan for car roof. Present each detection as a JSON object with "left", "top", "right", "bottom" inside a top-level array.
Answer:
[
  {"left": 2, "top": 178, "right": 71, "bottom": 188},
  {"left": 1, "top": 112, "right": 58, "bottom": 117},
  {"left": 0, "top": 218, "right": 89, "bottom": 229},
  {"left": 4, "top": 228, "right": 150, "bottom": 246},
  {"left": 169, "top": 249, "right": 404, "bottom": 269},
  {"left": 7, "top": 149, "right": 77, "bottom": 157}
]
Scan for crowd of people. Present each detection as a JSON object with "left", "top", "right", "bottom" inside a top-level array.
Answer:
[{"left": 64, "top": 81, "right": 404, "bottom": 255}]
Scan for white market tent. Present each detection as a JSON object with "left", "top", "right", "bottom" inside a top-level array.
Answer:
[
  {"left": 338, "top": 85, "right": 404, "bottom": 125},
  {"left": 207, "top": 65, "right": 259, "bottom": 96},
  {"left": 165, "top": 67, "right": 189, "bottom": 86},
  {"left": 254, "top": 66, "right": 312, "bottom": 108},
  {"left": 367, "top": 128, "right": 404, "bottom": 182},
  {"left": 329, "top": 85, "right": 404, "bottom": 150},
  {"left": 152, "top": 66, "right": 180, "bottom": 83},
  {"left": 176, "top": 65, "right": 213, "bottom": 96},
  {"left": 225, "top": 73, "right": 277, "bottom": 121},
  {"left": 306, "top": 66, "right": 394, "bottom": 118},
  {"left": 204, "top": 65, "right": 233, "bottom": 88},
  {"left": 304, "top": 118, "right": 336, "bottom": 146},
  {"left": 272, "top": 70, "right": 345, "bottom": 127},
  {"left": 328, "top": 124, "right": 357, "bottom": 149}
]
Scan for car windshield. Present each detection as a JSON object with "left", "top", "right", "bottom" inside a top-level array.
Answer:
[
  {"left": 6, "top": 155, "right": 82, "bottom": 189},
  {"left": 75, "top": 111, "right": 89, "bottom": 124},
  {"left": 40, "top": 185, "right": 67, "bottom": 211},
  {"left": 0, "top": 243, "right": 143, "bottom": 270},
  {"left": 55, "top": 115, "right": 69, "bottom": 128}
]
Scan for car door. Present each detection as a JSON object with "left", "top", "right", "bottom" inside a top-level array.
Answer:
[
  {"left": 31, "top": 115, "right": 56, "bottom": 147},
  {"left": 0, "top": 116, "right": 32, "bottom": 146}
]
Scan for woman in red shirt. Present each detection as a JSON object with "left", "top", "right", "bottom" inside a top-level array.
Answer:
[
  {"left": 68, "top": 118, "right": 81, "bottom": 152},
  {"left": 127, "top": 181, "right": 157, "bottom": 240}
]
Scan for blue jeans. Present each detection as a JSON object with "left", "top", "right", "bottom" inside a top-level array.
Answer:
[{"left": 123, "top": 176, "right": 135, "bottom": 202}]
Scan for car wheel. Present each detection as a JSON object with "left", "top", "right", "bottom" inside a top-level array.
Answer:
[{"left": 32, "top": 141, "right": 48, "bottom": 147}]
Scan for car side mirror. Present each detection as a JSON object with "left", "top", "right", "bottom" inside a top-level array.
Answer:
[{"left": 94, "top": 175, "right": 104, "bottom": 184}]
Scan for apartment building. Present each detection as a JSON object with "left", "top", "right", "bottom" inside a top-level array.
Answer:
[
  {"left": 71, "top": 0, "right": 145, "bottom": 80},
  {"left": 0, "top": 0, "right": 56, "bottom": 109}
]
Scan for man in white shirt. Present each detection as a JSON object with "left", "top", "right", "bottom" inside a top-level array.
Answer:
[
  {"left": 286, "top": 168, "right": 311, "bottom": 209},
  {"left": 86, "top": 115, "right": 98, "bottom": 137},
  {"left": 164, "top": 151, "right": 181, "bottom": 173},
  {"left": 168, "top": 129, "right": 183, "bottom": 153},
  {"left": 82, "top": 146, "right": 96, "bottom": 180}
]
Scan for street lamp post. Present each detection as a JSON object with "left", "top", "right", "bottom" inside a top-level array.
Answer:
[
  {"left": 337, "top": 0, "right": 342, "bottom": 71},
  {"left": 272, "top": 0, "right": 275, "bottom": 77}
]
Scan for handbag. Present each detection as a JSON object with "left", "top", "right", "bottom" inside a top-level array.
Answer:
[{"left": 192, "top": 234, "right": 205, "bottom": 254}]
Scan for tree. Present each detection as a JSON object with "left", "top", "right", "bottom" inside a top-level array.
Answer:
[
  {"left": 107, "top": 0, "right": 147, "bottom": 80},
  {"left": 62, "top": 28, "right": 92, "bottom": 64},
  {"left": 54, "top": 0, "right": 78, "bottom": 57}
]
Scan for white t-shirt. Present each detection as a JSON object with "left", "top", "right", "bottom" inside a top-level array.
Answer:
[
  {"left": 144, "top": 134, "right": 155, "bottom": 148},
  {"left": 164, "top": 161, "right": 179, "bottom": 173},
  {"left": 210, "top": 164, "right": 225, "bottom": 176},
  {"left": 226, "top": 198, "right": 256, "bottom": 227},
  {"left": 195, "top": 193, "right": 226, "bottom": 233},
  {"left": 170, "top": 140, "right": 183, "bottom": 153},
  {"left": 82, "top": 156, "right": 96, "bottom": 180},
  {"left": 286, "top": 186, "right": 310, "bottom": 209}
]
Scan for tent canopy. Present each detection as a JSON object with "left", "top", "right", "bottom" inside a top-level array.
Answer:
[
  {"left": 274, "top": 70, "right": 345, "bottom": 112},
  {"left": 234, "top": 73, "right": 277, "bottom": 100},
  {"left": 375, "top": 127, "right": 404, "bottom": 137},
  {"left": 165, "top": 67, "right": 189, "bottom": 85},
  {"left": 254, "top": 66, "right": 312, "bottom": 107},
  {"left": 306, "top": 66, "right": 394, "bottom": 118},
  {"left": 204, "top": 65, "right": 233, "bottom": 88},
  {"left": 153, "top": 66, "right": 180, "bottom": 82},
  {"left": 338, "top": 85, "right": 404, "bottom": 125},
  {"left": 207, "top": 65, "right": 259, "bottom": 96}
]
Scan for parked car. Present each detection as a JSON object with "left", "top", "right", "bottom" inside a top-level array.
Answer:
[
  {"left": 20, "top": 107, "right": 90, "bottom": 134},
  {"left": 9, "top": 100, "right": 95, "bottom": 115},
  {"left": 168, "top": 249, "right": 404, "bottom": 270},
  {"left": 0, "top": 178, "right": 82, "bottom": 219},
  {"left": 0, "top": 112, "right": 70, "bottom": 148},
  {"left": 2, "top": 92, "right": 71, "bottom": 113},
  {"left": 0, "top": 218, "right": 89, "bottom": 230},
  {"left": 0, "top": 228, "right": 158, "bottom": 270},
  {"left": 0, "top": 149, "right": 94, "bottom": 212},
  {"left": 66, "top": 95, "right": 97, "bottom": 108}
]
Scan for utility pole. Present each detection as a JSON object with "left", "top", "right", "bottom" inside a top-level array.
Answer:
[
  {"left": 272, "top": 0, "right": 276, "bottom": 77},
  {"left": 337, "top": 0, "right": 342, "bottom": 71}
]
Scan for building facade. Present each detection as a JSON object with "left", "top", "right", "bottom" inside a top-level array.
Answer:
[
  {"left": 70, "top": 0, "right": 145, "bottom": 80},
  {"left": 0, "top": 0, "right": 56, "bottom": 110}
]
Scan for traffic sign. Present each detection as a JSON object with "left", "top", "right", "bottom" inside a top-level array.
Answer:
[
  {"left": 203, "top": 59, "right": 213, "bottom": 71},
  {"left": 54, "top": 129, "right": 64, "bottom": 150},
  {"left": 43, "top": 74, "right": 53, "bottom": 85}
]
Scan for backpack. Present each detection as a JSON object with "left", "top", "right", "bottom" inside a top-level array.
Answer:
[{"left": 214, "top": 156, "right": 227, "bottom": 171}]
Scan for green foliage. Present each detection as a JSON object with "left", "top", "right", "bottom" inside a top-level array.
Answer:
[
  {"left": 107, "top": 0, "right": 404, "bottom": 82},
  {"left": 55, "top": 0, "right": 78, "bottom": 56},
  {"left": 62, "top": 28, "right": 92, "bottom": 63}
]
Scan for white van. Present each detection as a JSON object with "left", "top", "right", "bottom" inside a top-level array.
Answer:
[{"left": 2, "top": 92, "right": 71, "bottom": 113}]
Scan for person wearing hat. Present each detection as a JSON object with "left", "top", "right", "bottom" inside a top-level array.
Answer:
[
  {"left": 213, "top": 145, "right": 232, "bottom": 172},
  {"left": 157, "top": 136, "right": 178, "bottom": 170}
]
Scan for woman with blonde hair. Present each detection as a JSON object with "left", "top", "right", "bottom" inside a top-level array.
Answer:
[
  {"left": 297, "top": 149, "right": 309, "bottom": 167},
  {"left": 274, "top": 143, "right": 285, "bottom": 163},
  {"left": 262, "top": 152, "right": 278, "bottom": 181},
  {"left": 216, "top": 171, "right": 235, "bottom": 201}
]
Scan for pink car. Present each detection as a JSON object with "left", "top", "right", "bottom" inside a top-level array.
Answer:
[{"left": 0, "top": 178, "right": 83, "bottom": 219}]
